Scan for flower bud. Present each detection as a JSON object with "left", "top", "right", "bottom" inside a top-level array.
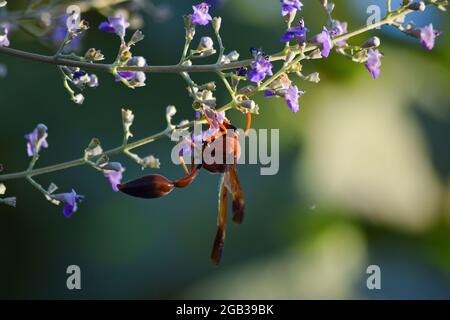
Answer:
[
  {"left": 122, "top": 109, "right": 134, "bottom": 139},
  {"left": 183, "top": 14, "right": 193, "bottom": 29},
  {"left": 85, "top": 48, "right": 104, "bottom": 61},
  {"left": 238, "top": 85, "right": 257, "bottom": 94},
  {"left": 0, "top": 2, "right": 7, "bottom": 8},
  {"left": 166, "top": 105, "right": 177, "bottom": 124},
  {"left": 308, "top": 48, "right": 323, "bottom": 59},
  {"left": 407, "top": 1, "right": 426, "bottom": 11},
  {"left": 0, "top": 183, "right": 5, "bottom": 195},
  {"left": 72, "top": 93, "right": 84, "bottom": 104},
  {"left": 88, "top": 74, "right": 99, "bottom": 88},
  {"left": 361, "top": 36, "right": 381, "bottom": 48},
  {"left": 327, "top": 3, "right": 335, "bottom": 13},
  {"left": 85, "top": 138, "right": 103, "bottom": 157},
  {"left": 212, "top": 17, "right": 222, "bottom": 33},
  {"left": 304, "top": 72, "right": 321, "bottom": 83},
  {"left": 226, "top": 50, "right": 240, "bottom": 62},
  {"left": 130, "top": 30, "right": 145, "bottom": 45},
  {"left": 47, "top": 183, "right": 58, "bottom": 194},
  {"left": 128, "top": 72, "right": 146, "bottom": 87},
  {"left": 140, "top": 155, "right": 160, "bottom": 169},
  {"left": 199, "top": 82, "right": 216, "bottom": 91},
  {"left": 197, "top": 36, "right": 214, "bottom": 51},
  {"left": 122, "top": 109, "right": 134, "bottom": 126},
  {"left": 79, "top": 20, "right": 89, "bottom": 31},
  {"left": 120, "top": 50, "right": 132, "bottom": 62},
  {"left": 127, "top": 56, "right": 147, "bottom": 67},
  {"left": 36, "top": 124, "right": 48, "bottom": 141},
  {"left": 239, "top": 99, "right": 259, "bottom": 113},
  {"left": 118, "top": 174, "right": 175, "bottom": 199}
]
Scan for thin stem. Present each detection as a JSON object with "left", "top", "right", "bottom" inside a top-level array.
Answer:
[
  {"left": 0, "top": 6, "right": 413, "bottom": 75},
  {"left": 217, "top": 71, "right": 236, "bottom": 101},
  {"left": 215, "top": 30, "right": 225, "bottom": 64},
  {"left": 387, "top": 0, "right": 392, "bottom": 13},
  {"left": 179, "top": 26, "right": 194, "bottom": 65},
  {"left": 26, "top": 176, "right": 51, "bottom": 198}
]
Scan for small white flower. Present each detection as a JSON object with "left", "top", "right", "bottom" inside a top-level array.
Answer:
[{"left": 72, "top": 93, "right": 85, "bottom": 104}]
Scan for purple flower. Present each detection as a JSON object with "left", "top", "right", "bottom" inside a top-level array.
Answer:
[
  {"left": 331, "top": 20, "right": 348, "bottom": 46},
  {"left": 117, "top": 71, "right": 135, "bottom": 79},
  {"left": 285, "top": 85, "right": 303, "bottom": 113},
  {"left": 313, "top": 27, "right": 333, "bottom": 58},
  {"left": 50, "top": 16, "right": 81, "bottom": 51},
  {"left": 365, "top": 49, "right": 382, "bottom": 79},
  {"left": 281, "top": 20, "right": 309, "bottom": 44},
  {"left": 116, "top": 56, "right": 147, "bottom": 87},
  {"left": 264, "top": 75, "right": 303, "bottom": 113},
  {"left": 192, "top": 3, "right": 212, "bottom": 26},
  {"left": 99, "top": 16, "right": 129, "bottom": 39},
  {"left": 0, "top": 25, "right": 9, "bottom": 47},
  {"left": 53, "top": 190, "right": 84, "bottom": 218},
  {"left": 102, "top": 162, "right": 124, "bottom": 192},
  {"left": 179, "top": 132, "right": 203, "bottom": 157},
  {"left": 25, "top": 124, "right": 48, "bottom": 157},
  {"left": 247, "top": 53, "right": 273, "bottom": 83},
  {"left": 419, "top": 24, "right": 441, "bottom": 51},
  {"left": 280, "top": 0, "right": 303, "bottom": 17},
  {"left": 117, "top": 71, "right": 146, "bottom": 87},
  {"left": 105, "top": 171, "right": 123, "bottom": 192}
]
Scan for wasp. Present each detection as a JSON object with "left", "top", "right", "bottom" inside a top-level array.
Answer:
[{"left": 118, "top": 108, "right": 247, "bottom": 265}]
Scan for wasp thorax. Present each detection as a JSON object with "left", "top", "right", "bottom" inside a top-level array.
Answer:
[{"left": 202, "top": 135, "right": 241, "bottom": 173}]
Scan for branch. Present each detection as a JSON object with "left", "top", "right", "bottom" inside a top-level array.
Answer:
[{"left": 0, "top": 6, "right": 420, "bottom": 183}]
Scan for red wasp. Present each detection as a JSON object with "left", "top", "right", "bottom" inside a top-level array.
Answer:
[{"left": 118, "top": 108, "right": 248, "bottom": 265}]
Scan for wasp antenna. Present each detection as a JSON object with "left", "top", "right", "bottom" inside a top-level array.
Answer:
[{"left": 245, "top": 112, "right": 252, "bottom": 135}]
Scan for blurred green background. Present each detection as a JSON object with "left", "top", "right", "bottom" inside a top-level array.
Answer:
[{"left": 0, "top": 0, "right": 450, "bottom": 299}]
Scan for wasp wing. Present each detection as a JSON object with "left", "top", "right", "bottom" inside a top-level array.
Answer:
[{"left": 211, "top": 174, "right": 229, "bottom": 265}]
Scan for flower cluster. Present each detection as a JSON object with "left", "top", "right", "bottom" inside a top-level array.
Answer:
[{"left": 97, "top": 13, "right": 147, "bottom": 88}]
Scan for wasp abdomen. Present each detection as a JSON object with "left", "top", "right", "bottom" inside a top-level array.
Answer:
[{"left": 118, "top": 174, "right": 175, "bottom": 199}]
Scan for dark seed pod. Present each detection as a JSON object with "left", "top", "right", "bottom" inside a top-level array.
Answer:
[{"left": 118, "top": 174, "right": 174, "bottom": 199}]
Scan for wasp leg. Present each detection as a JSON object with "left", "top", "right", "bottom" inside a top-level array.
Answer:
[
  {"left": 173, "top": 164, "right": 202, "bottom": 188},
  {"left": 245, "top": 112, "right": 252, "bottom": 135},
  {"left": 179, "top": 155, "right": 189, "bottom": 175}
]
